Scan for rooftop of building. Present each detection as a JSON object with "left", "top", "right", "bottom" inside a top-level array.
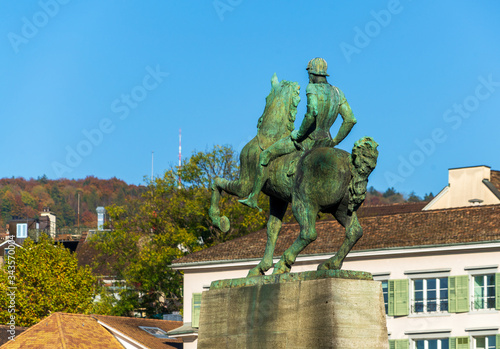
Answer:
[
  {"left": 0, "top": 313, "right": 183, "bottom": 349},
  {"left": 94, "top": 314, "right": 183, "bottom": 349},
  {"left": 172, "top": 202, "right": 500, "bottom": 265}
]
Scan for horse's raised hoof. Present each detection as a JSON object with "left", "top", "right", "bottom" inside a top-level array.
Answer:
[
  {"left": 238, "top": 198, "right": 262, "bottom": 212},
  {"left": 220, "top": 216, "right": 230, "bottom": 233},
  {"left": 272, "top": 260, "right": 290, "bottom": 275}
]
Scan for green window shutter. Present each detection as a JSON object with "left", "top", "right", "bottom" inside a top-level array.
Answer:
[
  {"left": 388, "top": 339, "right": 409, "bottom": 349},
  {"left": 388, "top": 279, "right": 409, "bottom": 316},
  {"left": 450, "top": 337, "right": 456, "bottom": 349},
  {"left": 449, "top": 275, "right": 469, "bottom": 313},
  {"left": 450, "top": 337, "right": 470, "bottom": 349},
  {"left": 388, "top": 281, "right": 395, "bottom": 316},
  {"left": 191, "top": 293, "right": 202, "bottom": 328},
  {"left": 456, "top": 336, "right": 469, "bottom": 349},
  {"left": 495, "top": 273, "right": 500, "bottom": 310},
  {"left": 396, "top": 339, "right": 409, "bottom": 349},
  {"left": 388, "top": 280, "right": 409, "bottom": 316},
  {"left": 496, "top": 334, "right": 500, "bottom": 349},
  {"left": 387, "top": 279, "right": 409, "bottom": 316}
]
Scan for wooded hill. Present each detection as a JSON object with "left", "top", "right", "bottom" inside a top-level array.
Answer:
[
  {"left": 0, "top": 175, "right": 145, "bottom": 233},
  {"left": 0, "top": 175, "right": 431, "bottom": 235}
]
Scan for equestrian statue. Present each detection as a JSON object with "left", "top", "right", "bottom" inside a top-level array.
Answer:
[{"left": 208, "top": 58, "right": 379, "bottom": 277}]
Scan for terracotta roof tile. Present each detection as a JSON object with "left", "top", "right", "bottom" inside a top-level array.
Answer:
[
  {"left": 0, "top": 313, "right": 123, "bottom": 349},
  {"left": 173, "top": 204, "right": 500, "bottom": 264},
  {"left": 491, "top": 170, "right": 500, "bottom": 191},
  {"left": 93, "top": 315, "right": 183, "bottom": 349},
  {"left": 356, "top": 202, "right": 427, "bottom": 217}
]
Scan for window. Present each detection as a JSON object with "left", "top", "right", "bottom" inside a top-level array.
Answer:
[
  {"left": 474, "top": 335, "right": 496, "bottom": 349},
  {"left": 138, "top": 326, "right": 170, "bottom": 339},
  {"left": 473, "top": 274, "right": 495, "bottom": 310},
  {"left": 412, "top": 278, "right": 448, "bottom": 313},
  {"left": 414, "top": 338, "right": 449, "bottom": 349},
  {"left": 16, "top": 223, "right": 27, "bottom": 238},
  {"left": 382, "top": 280, "right": 388, "bottom": 314}
]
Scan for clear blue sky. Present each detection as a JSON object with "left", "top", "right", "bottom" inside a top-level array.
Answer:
[{"left": 1, "top": 1, "right": 499, "bottom": 197}]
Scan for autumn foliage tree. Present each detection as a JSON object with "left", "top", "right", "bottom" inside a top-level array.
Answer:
[{"left": 0, "top": 235, "right": 96, "bottom": 327}]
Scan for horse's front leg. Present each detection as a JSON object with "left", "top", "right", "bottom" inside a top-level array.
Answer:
[
  {"left": 273, "top": 200, "right": 318, "bottom": 274},
  {"left": 318, "top": 211, "right": 362, "bottom": 270},
  {"left": 209, "top": 178, "right": 232, "bottom": 233},
  {"left": 248, "top": 197, "right": 288, "bottom": 277},
  {"left": 209, "top": 176, "right": 254, "bottom": 233}
]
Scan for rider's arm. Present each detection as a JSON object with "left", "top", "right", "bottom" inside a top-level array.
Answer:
[
  {"left": 332, "top": 99, "right": 357, "bottom": 146},
  {"left": 292, "top": 89, "right": 318, "bottom": 142}
]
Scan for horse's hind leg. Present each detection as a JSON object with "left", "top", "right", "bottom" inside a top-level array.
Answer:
[
  {"left": 272, "top": 200, "right": 318, "bottom": 274},
  {"left": 317, "top": 210, "right": 362, "bottom": 270},
  {"left": 247, "top": 197, "right": 288, "bottom": 277}
]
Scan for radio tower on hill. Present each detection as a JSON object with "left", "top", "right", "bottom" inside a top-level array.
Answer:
[{"left": 178, "top": 128, "right": 182, "bottom": 189}]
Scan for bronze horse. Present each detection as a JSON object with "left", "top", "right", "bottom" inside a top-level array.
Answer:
[{"left": 209, "top": 74, "right": 378, "bottom": 276}]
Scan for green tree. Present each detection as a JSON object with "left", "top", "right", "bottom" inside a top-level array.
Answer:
[
  {"left": 0, "top": 235, "right": 97, "bottom": 327},
  {"left": 407, "top": 191, "right": 422, "bottom": 202},
  {"left": 383, "top": 187, "right": 397, "bottom": 198},
  {"left": 424, "top": 192, "right": 434, "bottom": 201},
  {"left": 89, "top": 145, "right": 269, "bottom": 317}
]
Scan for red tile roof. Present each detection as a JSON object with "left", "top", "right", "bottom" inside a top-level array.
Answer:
[
  {"left": 491, "top": 170, "right": 500, "bottom": 190},
  {"left": 173, "top": 204, "right": 500, "bottom": 265}
]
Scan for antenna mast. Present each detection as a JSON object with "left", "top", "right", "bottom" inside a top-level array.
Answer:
[{"left": 178, "top": 128, "right": 182, "bottom": 189}]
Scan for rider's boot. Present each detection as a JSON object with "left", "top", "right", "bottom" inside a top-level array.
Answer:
[{"left": 239, "top": 164, "right": 267, "bottom": 211}]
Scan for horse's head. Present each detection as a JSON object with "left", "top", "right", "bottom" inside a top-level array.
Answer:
[{"left": 257, "top": 74, "right": 300, "bottom": 147}]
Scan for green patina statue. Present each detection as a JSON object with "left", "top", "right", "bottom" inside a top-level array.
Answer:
[{"left": 209, "top": 58, "right": 378, "bottom": 276}]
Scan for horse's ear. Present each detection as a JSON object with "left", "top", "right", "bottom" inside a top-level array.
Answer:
[{"left": 271, "top": 73, "right": 279, "bottom": 89}]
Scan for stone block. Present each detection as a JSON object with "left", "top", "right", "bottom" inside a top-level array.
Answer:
[{"left": 198, "top": 270, "right": 388, "bottom": 348}]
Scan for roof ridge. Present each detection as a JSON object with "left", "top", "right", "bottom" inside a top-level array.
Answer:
[
  {"left": 55, "top": 313, "right": 68, "bottom": 349},
  {"left": 92, "top": 314, "right": 181, "bottom": 323},
  {"left": 422, "top": 203, "right": 500, "bottom": 213}
]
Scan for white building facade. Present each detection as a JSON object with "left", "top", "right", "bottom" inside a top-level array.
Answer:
[{"left": 170, "top": 166, "right": 500, "bottom": 349}]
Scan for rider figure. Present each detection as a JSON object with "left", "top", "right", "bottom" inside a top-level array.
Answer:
[{"left": 239, "top": 58, "right": 357, "bottom": 210}]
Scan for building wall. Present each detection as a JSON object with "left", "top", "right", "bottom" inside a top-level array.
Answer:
[
  {"left": 427, "top": 166, "right": 500, "bottom": 210},
  {"left": 177, "top": 243, "right": 500, "bottom": 348}
]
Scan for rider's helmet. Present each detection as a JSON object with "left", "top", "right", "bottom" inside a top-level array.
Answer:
[{"left": 306, "top": 57, "right": 329, "bottom": 76}]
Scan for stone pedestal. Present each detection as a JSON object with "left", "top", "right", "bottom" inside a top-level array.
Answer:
[{"left": 197, "top": 270, "right": 388, "bottom": 349}]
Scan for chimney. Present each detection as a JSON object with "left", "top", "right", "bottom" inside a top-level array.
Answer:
[{"left": 96, "top": 207, "right": 106, "bottom": 230}]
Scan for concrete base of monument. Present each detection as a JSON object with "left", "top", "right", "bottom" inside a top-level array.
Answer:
[{"left": 197, "top": 270, "right": 389, "bottom": 349}]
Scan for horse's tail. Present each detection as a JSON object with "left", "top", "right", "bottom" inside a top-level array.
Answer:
[{"left": 348, "top": 136, "right": 379, "bottom": 213}]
